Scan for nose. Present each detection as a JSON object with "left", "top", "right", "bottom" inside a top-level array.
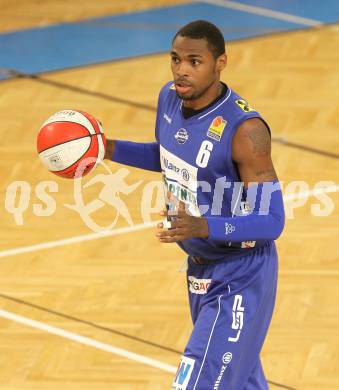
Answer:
[{"left": 175, "top": 61, "right": 189, "bottom": 77}]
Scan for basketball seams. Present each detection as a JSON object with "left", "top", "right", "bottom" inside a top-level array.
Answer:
[
  {"left": 38, "top": 134, "right": 93, "bottom": 154},
  {"left": 77, "top": 110, "right": 100, "bottom": 135},
  {"left": 40, "top": 120, "right": 92, "bottom": 134},
  {"left": 56, "top": 137, "right": 94, "bottom": 178},
  {"left": 93, "top": 133, "right": 105, "bottom": 170},
  {"left": 51, "top": 134, "right": 104, "bottom": 177},
  {"left": 42, "top": 111, "right": 96, "bottom": 136}
]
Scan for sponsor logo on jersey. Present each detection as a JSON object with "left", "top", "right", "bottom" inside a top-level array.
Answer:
[
  {"left": 188, "top": 276, "right": 212, "bottom": 294},
  {"left": 207, "top": 116, "right": 227, "bottom": 141},
  {"left": 163, "top": 113, "right": 172, "bottom": 124},
  {"left": 241, "top": 241, "right": 256, "bottom": 249},
  {"left": 172, "top": 356, "right": 195, "bottom": 390},
  {"left": 225, "top": 222, "right": 235, "bottom": 235},
  {"left": 163, "top": 157, "right": 181, "bottom": 174},
  {"left": 214, "top": 353, "right": 232, "bottom": 389},
  {"left": 181, "top": 169, "right": 190, "bottom": 181},
  {"left": 162, "top": 160, "right": 190, "bottom": 182},
  {"left": 222, "top": 352, "right": 233, "bottom": 365},
  {"left": 163, "top": 176, "right": 199, "bottom": 213},
  {"left": 160, "top": 146, "right": 199, "bottom": 216},
  {"left": 228, "top": 295, "right": 244, "bottom": 343},
  {"left": 175, "top": 128, "right": 189, "bottom": 144},
  {"left": 240, "top": 201, "right": 251, "bottom": 215},
  {"left": 235, "top": 99, "right": 255, "bottom": 112}
]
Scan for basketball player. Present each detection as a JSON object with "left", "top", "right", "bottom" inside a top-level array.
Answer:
[{"left": 104, "top": 20, "right": 285, "bottom": 390}]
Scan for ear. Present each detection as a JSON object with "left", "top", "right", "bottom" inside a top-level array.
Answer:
[{"left": 216, "top": 53, "right": 227, "bottom": 72}]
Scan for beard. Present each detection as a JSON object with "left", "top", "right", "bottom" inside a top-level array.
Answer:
[{"left": 176, "top": 78, "right": 216, "bottom": 101}]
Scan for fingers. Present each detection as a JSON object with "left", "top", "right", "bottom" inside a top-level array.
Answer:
[
  {"left": 158, "top": 235, "right": 182, "bottom": 243},
  {"left": 165, "top": 193, "right": 189, "bottom": 215},
  {"left": 156, "top": 221, "right": 188, "bottom": 242},
  {"left": 157, "top": 220, "right": 173, "bottom": 229},
  {"left": 178, "top": 200, "right": 186, "bottom": 213},
  {"left": 157, "top": 229, "right": 184, "bottom": 243},
  {"left": 162, "top": 204, "right": 188, "bottom": 219},
  {"left": 159, "top": 207, "right": 187, "bottom": 219},
  {"left": 157, "top": 219, "right": 183, "bottom": 230},
  {"left": 157, "top": 215, "right": 179, "bottom": 229},
  {"left": 160, "top": 209, "right": 168, "bottom": 217},
  {"left": 156, "top": 196, "right": 189, "bottom": 243}
]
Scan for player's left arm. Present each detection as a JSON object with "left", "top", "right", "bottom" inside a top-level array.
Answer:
[
  {"left": 202, "top": 117, "right": 285, "bottom": 243},
  {"left": 157, "top": 118, "right": 285, "bottom": 243},
  {"left": 232, "top": 118, "right": 277, "bottom": 187}
]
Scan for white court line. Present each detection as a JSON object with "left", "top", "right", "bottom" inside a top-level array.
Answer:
[
  {"left": 0, "top": 184, "right": 338, "bottom": 259},
  {"left": 0, "top": 309, "right": 177, "bottom": 374},
  {"left": 280, "top": 270, "right": 339, "bottom": 276},
  {"left": 201, "top": 0, "right": 322, "bottom": 27},
  {"left": 0, "top": 220, "right": 159, "bottom": 259},
  {"left": 0, "top": 185, "right": 337, "bottom": 375}
]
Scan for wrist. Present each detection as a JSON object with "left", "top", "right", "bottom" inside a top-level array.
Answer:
[
  {"left": 198, "top": 217, "right": 209, "bottom": 239},
  {"left": 104, "top": 139, "right": 115, "bottom": 160},
  {"left": 206, "top": 216, "right": 233, "bottom": 242}
]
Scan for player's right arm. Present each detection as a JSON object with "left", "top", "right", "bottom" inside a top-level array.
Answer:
[
  {"left": 104, "top": 139, "right": 116, "bottom": 160},
  {"left": 102, "top": 82, "right": 171, "bottom": 172},
  {"left": 103, "top": 138, "right": 161, "bottom": 172}
]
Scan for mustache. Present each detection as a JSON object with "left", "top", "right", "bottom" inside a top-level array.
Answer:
[{"left": 175, "top": 78, "right": 193, "bottom": 86}]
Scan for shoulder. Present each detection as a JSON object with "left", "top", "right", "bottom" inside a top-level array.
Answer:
[
  {"left": 232, "top": 117, "right": 271, "bottom": 162},
  {"left": 157, "top": 81, "right": 177, "bottom": 107},
  {"left": 158, "top": 81, "right": 176, "bottom": 98},
  {"left": 225, "top": 88, "right": 258, "bottom": 112},
  {"left": 222, "top": 89, "right": 267, "bottom": 126}
]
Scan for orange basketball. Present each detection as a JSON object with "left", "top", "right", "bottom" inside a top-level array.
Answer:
[{"left": 37, "top": 109, "right": 106, "bottom": 178}]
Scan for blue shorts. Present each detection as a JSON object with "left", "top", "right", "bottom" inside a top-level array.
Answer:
[{"left": 172, "top": 241, "right": 278, "bottom": 390}]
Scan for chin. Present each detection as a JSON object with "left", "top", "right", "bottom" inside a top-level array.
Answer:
[{"left": 176, "top": 91, "right": 196, "bottom": 101}]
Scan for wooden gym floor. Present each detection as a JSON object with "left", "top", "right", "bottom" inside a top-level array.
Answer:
[{"left": 0, "top": 1, "right": 338, "bottom": 389}]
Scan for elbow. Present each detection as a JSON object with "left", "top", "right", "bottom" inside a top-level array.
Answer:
[{"left": 271, "top": 211, "right": 285, "bottom": 240}]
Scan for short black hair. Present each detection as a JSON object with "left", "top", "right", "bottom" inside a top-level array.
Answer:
[{"left": 172, "top": 20, "right": 225, "bottom": 59}]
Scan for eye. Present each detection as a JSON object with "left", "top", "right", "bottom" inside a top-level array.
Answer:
[
  {"left": 191, "top": 59, "right": 201, "bottom": 66},
  {"left": 171, "top": 56, "right": 180, "bottom": 64}
]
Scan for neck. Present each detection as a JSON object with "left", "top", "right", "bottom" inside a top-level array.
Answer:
[{"left": 183, "top": 80, "right": 222, "bottom": 110}]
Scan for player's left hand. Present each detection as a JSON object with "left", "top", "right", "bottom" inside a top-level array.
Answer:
[{"left": 156, "top": 201, "right": 209, "bottom": 243}]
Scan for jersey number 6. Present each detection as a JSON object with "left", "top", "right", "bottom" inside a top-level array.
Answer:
[{"left": 196, "top": 140, "right": 213, "bottom": 168}]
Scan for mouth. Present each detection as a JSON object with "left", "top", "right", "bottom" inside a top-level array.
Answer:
[{"left": 175, "top": 80, "right": 192, "bottom": 95}]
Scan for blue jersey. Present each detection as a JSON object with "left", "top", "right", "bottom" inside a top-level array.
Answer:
[{"left": 156, "top": 81, "right": 270, "bottom": 261}]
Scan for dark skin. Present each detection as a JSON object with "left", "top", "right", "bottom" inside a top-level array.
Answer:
[
  {"left": 104, "top": 36, "right": 278, "bottom": 243},
  {"left": 170, "top": 35, "right": 227, "bottom": 109}
]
